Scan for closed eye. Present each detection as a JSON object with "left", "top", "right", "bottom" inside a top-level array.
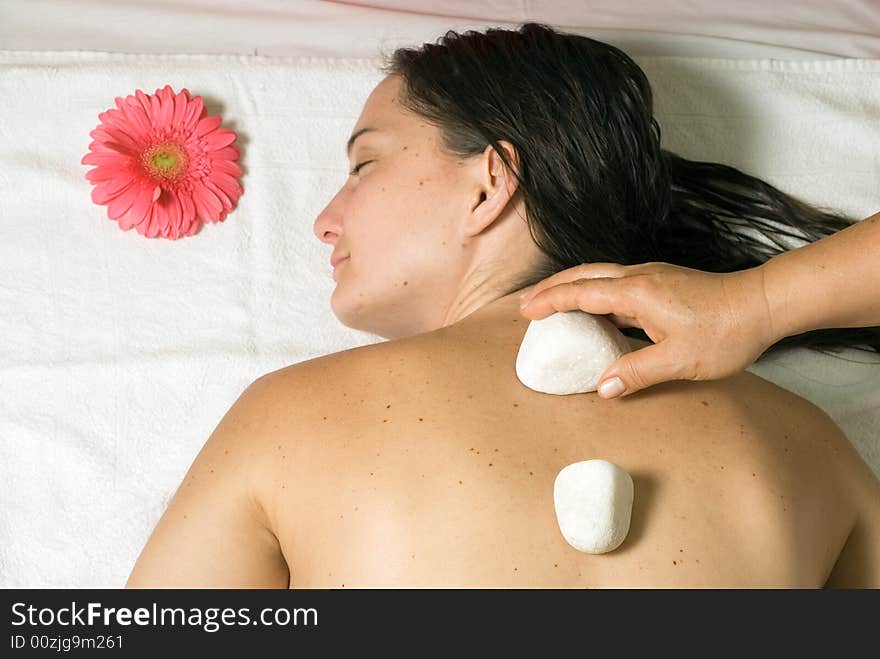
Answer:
[{"left": 349, "top": 160, "right": 374, "bottom": 176}]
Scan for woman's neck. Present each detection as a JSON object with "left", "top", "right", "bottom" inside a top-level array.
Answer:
[{"left": 447, "top": 289, "right": 652, "bottom": 353}]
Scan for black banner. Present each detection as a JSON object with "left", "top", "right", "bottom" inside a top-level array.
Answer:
[{"left": 2, "top": 588, "right": 876, "bottom": 653}]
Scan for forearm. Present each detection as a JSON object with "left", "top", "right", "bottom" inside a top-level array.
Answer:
[{"left": 758, "top": 210, "right": 880, "bottom": 342}]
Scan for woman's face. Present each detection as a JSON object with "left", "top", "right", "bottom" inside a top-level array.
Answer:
[{"left": 313, "top": 74, "right": 536, "bottom": 340}]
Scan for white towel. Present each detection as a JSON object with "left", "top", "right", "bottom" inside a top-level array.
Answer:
[{"left": 0, "top": 50, "right": 878, "bottom": 587}]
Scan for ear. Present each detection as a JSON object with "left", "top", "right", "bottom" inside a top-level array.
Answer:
[{"left": 462, "top": 141, "right": 521, "bottom": 239}]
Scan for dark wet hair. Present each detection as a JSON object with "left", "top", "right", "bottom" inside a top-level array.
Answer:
[{"left": 381, "top": 22, "right": 879, "bottom": 358}]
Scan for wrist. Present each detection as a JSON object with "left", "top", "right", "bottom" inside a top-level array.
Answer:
[
  {"left": 754, "top": 256, "right": 803, "bottom": 344},
  {"left": 727, "top": 264, "right": 783, "bottom": 351}
]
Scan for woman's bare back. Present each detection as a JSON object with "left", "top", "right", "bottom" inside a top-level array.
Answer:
[{"left": 253, "top": 295, "right": 877, "bottom": 588}]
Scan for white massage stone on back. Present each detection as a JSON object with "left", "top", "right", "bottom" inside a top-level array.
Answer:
[
  {"left": 515, "top": 311, "right": 632, "bottom": 395},
  {"left": 553, "top": 460, "right": 634, "bottom": 554}
]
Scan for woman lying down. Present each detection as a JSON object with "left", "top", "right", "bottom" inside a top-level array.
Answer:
[{"left": 127, "top": 23, "right": 880, "bottom": 588}]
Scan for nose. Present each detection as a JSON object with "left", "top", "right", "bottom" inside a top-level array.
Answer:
[{"left": 313, "top": 189, "right": 345, "bottom": 245}]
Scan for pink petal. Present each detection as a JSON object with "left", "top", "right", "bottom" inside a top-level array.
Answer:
[
  {"left": 191, "top": 183, "right": 223, "bottom": 221},
  {"left": 87, "top": 132, "right": 123, "bottom": 149},
  {"left": 82, "top": 151, "right": 133, "bottom": 167},
  {"left": 166, "top": 191, "right": 183, "bottom": 237},
  {"left": 92, "top": 175, "right": 137, "bottom": 205},
  {"left": 144, "top": 203, "right": 162, "bottom": 238},
  {"left": 148, "top": 92, "right": 161, "bottom": 122},
  {"left": 195, "top": 115, "right": 222, "bottom": 138},
  {"left": 106, "top": 184, "right": 141, "bottom": 219},
  {"left": 140, "top": 201, "right": 158, "bottom": 233},
  {"left": 151, "top": 205, "right": 167, "bottom": 238},
  {"left": 203, "top": 129, "right": 236, "bottom": 151},
  {"left": 103, "top": 107, "right": 144, "bottom": 139},
  {"left": 207, "top": 171, "right": 243, "bottom": 203},
  {"left": 211, "top": 158, "right": 242, "bottom": 178},
  {"left": 98, "top": 108, "right": 128, "bottom": 131},
  {"left": 182, "top": 95, "right": 204, "bottom": 132},
  {"left": 85, "top": 166, "right": 123, "bottom": 183},
  {"left": 133, "top": 90, "right": 151, "bottom": 117},
  {"left": 87, "top": 140, "right": 134, "bottom": 157},
  {"left": 131, "top": 204, "right": 148, "bottom": 236},
  {"left": 210, "top": 145, "right": 240, "bottom": 161},
  {"left": 88, "top": 127, "right": 115, "bottom": 143},
  {"left": 120, "top": 99, "right": 153, "bottom": 138},
  {"left": 203, "top": 178, "right": 233, "bottom": 211},
  {"left": 172, "top": 90, "right": 188, "bottom": 129},
  {"left": 119, "top": 181, "right": 155, "bottom": 229},
  {"left": 156, "top": 86, "right": 173, "bottom": 127},
  {"left": 179, "top": 192, "right": 197, "bottom": 231},
  {"left": 98, "top": 125, "right": 141, "bottom": 154}
]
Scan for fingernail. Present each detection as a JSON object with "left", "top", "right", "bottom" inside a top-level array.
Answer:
[{"left": 598, "top": 377, "right": 625, "bottom": 398}]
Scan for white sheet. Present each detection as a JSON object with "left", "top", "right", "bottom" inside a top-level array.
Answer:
[
  {"left": 340, "top": 0, "right": 880, "bottom": 57},
  {"left": 1, "top": 49, "right": 877, "bottom": 588},
  {"left": 2, "top": 0, "right": 879, "bottom": 60},
  {"left": 1, "top": 7, "right": 879, "bottom": 587}
]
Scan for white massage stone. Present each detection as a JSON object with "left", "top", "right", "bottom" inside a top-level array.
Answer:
[
  {"left": 516, "top": 311, "right": 632, "bottom": 395},
  {"left": 554, "top": 460, "right": 634, "bottom": 554}
]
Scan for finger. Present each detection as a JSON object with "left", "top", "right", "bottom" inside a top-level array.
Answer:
[
  {"left": 597, "top": 341, "right": 688, "bottom": 398},
  {"left": 521, "top": 262, "right": 629, "bottom": 303},
  {"left": 520, "top": 277, "right": 638, "bottom": 320},
  {"left": 605, "top": 313, "right": 641, "bottom": 329}
]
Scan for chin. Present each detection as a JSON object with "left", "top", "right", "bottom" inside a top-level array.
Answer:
[
  {"left": 329, "top": 288, "right": 355, "bottom": 328},
  {"left": 329, "top": 285, "right": 373, "bottom": 333},
  {"left": 329, "top": 280, "right": 408, "bottom": 340}
]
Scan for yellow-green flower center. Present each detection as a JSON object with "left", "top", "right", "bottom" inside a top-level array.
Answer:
[
  {"left": 142, "top": 141, "right": 189, "bottom": 181},
  {"left": 153, "top": 153, "right": 176, "bottom": 170}
]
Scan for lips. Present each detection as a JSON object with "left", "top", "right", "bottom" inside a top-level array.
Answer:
[{"left": 331, "top": 254, "right": 349, "bottom": 268}]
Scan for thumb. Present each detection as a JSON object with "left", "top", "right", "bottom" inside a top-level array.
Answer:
[{"left": 597, "top": 342, "right": 677, "bottom": 399}]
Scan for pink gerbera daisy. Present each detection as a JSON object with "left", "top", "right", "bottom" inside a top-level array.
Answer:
[{"left": 81, "top": 85, "right": 243, "bottom": 239}]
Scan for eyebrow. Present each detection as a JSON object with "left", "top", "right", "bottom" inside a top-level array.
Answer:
[{"left": 346, "top": 127, "right": 379, "bottom": 156}]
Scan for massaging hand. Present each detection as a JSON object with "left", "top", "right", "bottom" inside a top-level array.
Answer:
[
  {"left": 517, "top": 261, "right": 777, "bottom": 399},
  {"left": 518, "top": 210, "right": 880, "bottom": 398}
]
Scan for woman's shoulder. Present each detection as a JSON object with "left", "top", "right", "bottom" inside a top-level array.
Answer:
[
  {"left": 258, "top": 327, "right": 467, "bottom": 391},
  {"left": 260, "top": 327, "right": 850, "bottom": 456},
  {"left": 255, "top": 323, "right": 860, "bottom": 502},
  {"left": 257, "top": 326, "right": 860, "bottom": 497}
]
